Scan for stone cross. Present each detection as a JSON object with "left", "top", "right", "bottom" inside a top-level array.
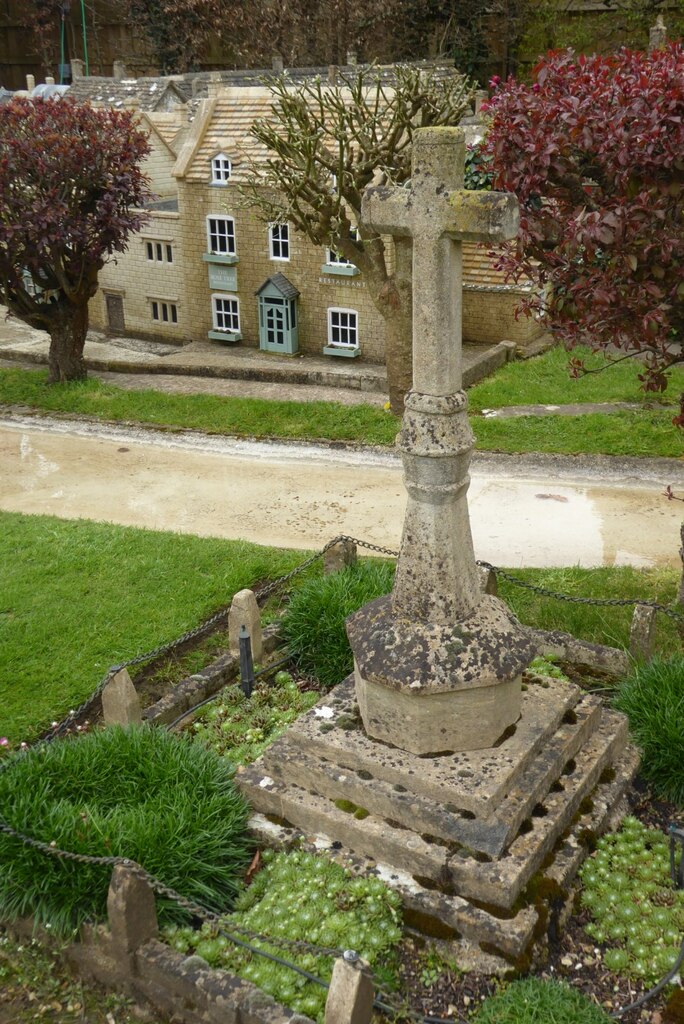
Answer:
[
  {"left": 361, "top": 128, "right": 519, "bottom": 624},
  {"left": 347, "top": 128, "right": 535, "bottom": 755},
  {"left": 363, "top": 127, "right": 518, "bottom": 397}
]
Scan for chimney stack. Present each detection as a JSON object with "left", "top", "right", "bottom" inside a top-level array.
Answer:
[
  {"left": 272, "top": 55, "right": 284, "bottom": 73},
  {"left": 113, "top": 60, "right": 127, "bottom": 80},
  {"left": 70, "top": 58, "right": 84, "bottom": 79},
  {"left": 25, "top": 74, "right": 36, "bottom": 91},
  {"left": 328, "top": 65, "right": 339, "bottom": 86},
  {"left": 346, "top": 50, "right": 357, "bottom": 66},
  {"left": 45, "top": 76, "right": 55, "bottom": 85}
]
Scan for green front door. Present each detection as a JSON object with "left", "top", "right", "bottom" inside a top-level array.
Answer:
[
  {"left": 265, "top": 299, "right": 286, "bottom": 350},
  {"left": 258, "top": 294, "right": 299, "bottom": 354}
]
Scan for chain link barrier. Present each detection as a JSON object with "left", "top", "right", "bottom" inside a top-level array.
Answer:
[{"left": 2, "top": 533, "right": 683, "bottom": 1021}]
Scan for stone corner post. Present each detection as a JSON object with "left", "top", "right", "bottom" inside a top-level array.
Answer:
[
  {"left": 101, "top": 668, "right": 142, "bottom": 726},
  {"left": 229, "top": 589, "right": 263, "bottom": 662},
  {"left": 107, "top": 863, "right": 158, "bottom": 966},
  {"left": 324, "top": 539, "right": 358, "bottom": 575},
  {"left": 324, "top": 953, "right": 374, "bottom": 1024}
]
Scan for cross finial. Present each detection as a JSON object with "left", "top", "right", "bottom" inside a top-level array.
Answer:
[{"left": 362, "top": 127, "right": 518, "bottom": 395}]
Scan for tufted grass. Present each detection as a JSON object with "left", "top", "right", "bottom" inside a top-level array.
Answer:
[{"left": 0, "top": 726, "right": 253, "bottom": 934}]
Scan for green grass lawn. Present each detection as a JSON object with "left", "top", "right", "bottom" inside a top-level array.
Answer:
[
  {"left": 467, "top": 344, "right": 684, "bottom": 411},
  {"left": 1, "top": 348, "right": 682, "bottom": 457},
  {"left": 0, "top": 511, "right": 307, "bottom": 743},
  {"left": 0, "top": 367, "right": 398, "bottom": 446},
  {"left": 1, "top": 512, "right": 680, "bottom": 743}
]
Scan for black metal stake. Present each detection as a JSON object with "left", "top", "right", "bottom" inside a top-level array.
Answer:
[
  {"left": 669, "top": 823, "right": 684, "bottom": 889},
  {"left": 239, "top": 625, "right": 255, "bottom": 698}
]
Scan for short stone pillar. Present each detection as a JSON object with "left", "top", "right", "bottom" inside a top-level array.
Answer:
[
  {"left": 629, "top": 604, "right": 657, "bottom": 662},
  {"left": 324, "top": 539, "right": 358, "bottom": 574},
  {"left": 107, "top": 864, "right": 158, "bottom": 963},
  {"left": 272, "top": 54, "right": 284, "bottom": 73},
  {"left": 70, "top": 58, "right": 84, "bottom": 79},
  {"left": 229, "top": 589, "right": 263, "bottom": 662},
  {"left": 649, "top": 14, "right": 667, "bottom": 51},
  {"left": 477, "top": 564, "right": 498, "bottom": 596},
  {"left": 324, "top": 953, "right": 374, "bottom": 1024},
  {"left": 102, "top": 668, "right": 142, "bottom": 726},
  {"left": 113, "top": 60, "right": 128, "bottom": 80}
]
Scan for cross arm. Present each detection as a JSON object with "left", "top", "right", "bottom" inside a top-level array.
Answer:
[
  {"left": 447, "top": 191, "right": 519, "bottom": 244},
  {"left": 361, "top": 185, "right": 413, "bottom": 238}
]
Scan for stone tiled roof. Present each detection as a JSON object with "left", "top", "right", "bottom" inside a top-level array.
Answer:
[
  {"left": 67, "top": 75, "right": 191, "bottom": 110},
  {"left": 257, "top": 273, "right": 300, "bottom": 299},
  {"left": 67, "top": 59, "right": 461, "bottom": 114},
  {"left": 179, "top": 87, "right": 274, "bottom": 182}
]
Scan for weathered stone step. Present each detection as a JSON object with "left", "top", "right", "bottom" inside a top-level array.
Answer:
[
  {"left": 238, "top": 708, "right": 629, "bottom": 910},
  {"left": 248, "top": 813, "right": 539, "bottom": 960},
  {"left": 247, "top": 741, "right": 638, "bottom": 962},
  {"left": 260, "top": 694, "right": 602, "bottom": 858},
  {"left": 447, "top": 710, "right": 630, "bottom": 908},
  {"left": 544, "top": 744, "right": 640, "bottom": 893},
  {"left": 279, "top": 676, "right": 584, "bottom": 817},
  {"left": 238, "top": 763, "right": 450, "bottom": 881}
]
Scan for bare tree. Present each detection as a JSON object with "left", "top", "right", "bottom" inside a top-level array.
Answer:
[{"left": 242, "top": 63, "right": 475, "bottom": 413}]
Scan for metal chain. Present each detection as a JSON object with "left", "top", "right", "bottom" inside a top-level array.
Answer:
[
  {"left": 476, "top": 559, "right": 684, "bottom": 622},
  {"left": 37, "top": 532, "right": 684, "bottom": 745},
  {"left": 43, "top": 538, "right": 342, "bottom": 742},
  {"left": 338, "top": 534, "right": 684, "bottom": 622},
  {"left": 0, "top": 815, "right": 342, "bottom": 961}
]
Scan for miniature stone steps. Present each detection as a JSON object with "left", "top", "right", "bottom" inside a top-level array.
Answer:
[
  {"left": 237, "top": 707, "right": 629, "bottom": 911},
  {"left": 249, "top": 812, "right": 538, "bottom": 960},
  {"left": 248, "top": 742, "right": 639, "bottom": 961},
  {"left": 273, "top": 676, "right": 585, "bottom": 816},
  {"left": 259, "top": 693, "right": 602, "bottom": 858},
  {"left": 446, "top": 710, "right": 629, "bottom": 907}
]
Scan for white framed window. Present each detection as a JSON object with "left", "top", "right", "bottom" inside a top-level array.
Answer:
[
  {"left": 326, "top": 226, "right": 358, "bottom": 268},
  {"left": 145, "top": 240, "right": 173, "bottom": 263},
  {"left": 212, "top": 293, "right": 240, "bottom": 333},
  {"left": 207, "top": 216, "right": 236, "bottom": 256},
  {"left": 151, "top": 300, "right": 178, "bottom": 324},
  {"left": 327, "top": 307, "right": 358, "bottom": 349},
  {"left": 269, "top": 222, "right": 290, "bottom": 261},
  {"left": 211, "top": 153, "right": 232, "bottom": 184}
]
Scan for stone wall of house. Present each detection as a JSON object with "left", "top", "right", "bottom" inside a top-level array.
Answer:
[
  {"left": 461, "top": 243, "right": 543, "bottom": 347},
  {"left": 463, "top": 288, "right": 541, "bottom": 345},
  {"left": 176, "top": 179, "right": 387, "bottom": 362},
  {"left": 144, "top": 134, "right": 180, "bottom": 199},
  {"left": 92, "top": 210, "right": 190, "bottom": 343}
]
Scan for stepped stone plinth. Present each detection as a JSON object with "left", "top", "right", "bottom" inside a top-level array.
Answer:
[{"left": 238, "top": 675, "right": 637, "bottom": 960}]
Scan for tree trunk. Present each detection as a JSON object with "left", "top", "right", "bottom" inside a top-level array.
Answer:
[
  {"left": 377, "top": 237, "right": 413, "bottom": 415},
  {"left": 47, "top": 303, "right": 89, "bottom": 383},
  {"left": 678, "top": 522, "right": 684, "bottom": 643}
]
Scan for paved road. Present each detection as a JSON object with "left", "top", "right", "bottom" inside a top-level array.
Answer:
[{"left": 1, "top": 415, "right": 682, "bottom": 569}]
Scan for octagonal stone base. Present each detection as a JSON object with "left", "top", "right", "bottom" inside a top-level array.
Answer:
[
  {"left": 355, "top": 672, "right": 522, "bottom": 754},
  {"left": 346, "top": 593, "right": 537, "bottom": 755}
]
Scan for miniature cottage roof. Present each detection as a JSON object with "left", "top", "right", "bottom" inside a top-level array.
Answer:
[
  {"left": 67, "top": 75, "right": 190, "bottom": 111},
  {"left": 255, "top": 273, "right": 300, "bottom": 299}
]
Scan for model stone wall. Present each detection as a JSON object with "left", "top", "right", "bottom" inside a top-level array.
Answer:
[
  {"left": 461, "top": 243, "right": 543, "bottom": 346},
  {"left": 463, "top": 288, "right": 541, "bottom": 345},
  {"left": 92, "top": 210, "right": 189, "bottom": 342}
]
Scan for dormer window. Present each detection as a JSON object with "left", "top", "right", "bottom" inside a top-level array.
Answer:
[{"left": 211, "top": 153, "right": 232, "bottom": 184}]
